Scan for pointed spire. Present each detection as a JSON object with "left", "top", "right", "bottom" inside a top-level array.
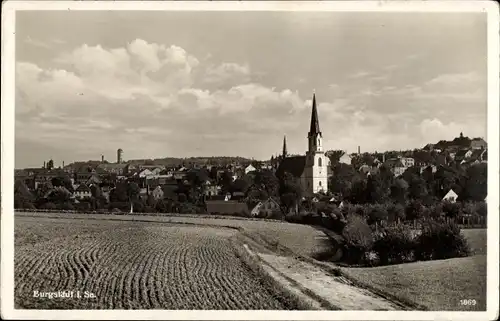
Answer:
[
  {"left": 309, "top": 92, "right": 321, "bottom": 136},
  {"left": 282, "top": 135, "right": 288, "bottom": 158}
]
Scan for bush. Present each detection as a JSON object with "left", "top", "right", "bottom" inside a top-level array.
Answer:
[
  {"left": 387, "top": 203, "right": 405, "bottom": 223},
  {"left": 427, "top": 203, "right": 444, "bottom": 220},
  {"left": 415, "top": 220, "right": 470, "bottom": 261},
  {"left": 322, "top": 207, "right": 347, "bottom": 234},
  {"left": 441, "top": 201, "right": 461, "bottom": 219},
  {"left": 342, "top": 215, "right": 374, "bottom": 264},
  {"left": 373, "top": 224, "right": 416, "bottom": 265},
  {"left": 58, "top": 202, "right": 74, "bottom": 211},
  {"left": 111, "top": 208, "right": 121, "bottom": 213},
  {"left": 367, "top": 204, "right": 388, "bottom": 226},
  {"left": 40, "top": 202, "right": 57, "bottom": 210},
  {"left": 476, "top": 201, "right": 487, "bottom": 218},
  {"left": 405, "top": 200, "right": 425, "bottom": 221}
]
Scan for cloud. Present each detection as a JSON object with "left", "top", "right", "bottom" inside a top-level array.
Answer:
[
  {"left": 15, "top": 39, "right": 319, "bottom": 165},
  {"left": 348, "top": 70, "right": 371, "bottom": 79},
  {"left": 15, "top": 38, "right": 487, "bottom": 167},
  {"left": 24, "top": 36, "right": 51, "bottom": 49},
  {"left": 204, "top": 62, "right": 251, "bottom": 87}
]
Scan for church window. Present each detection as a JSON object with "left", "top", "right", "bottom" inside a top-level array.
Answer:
[
  {"left": 318, "top": 157, "right": 322, "bottom": 167},
  {"left": 319, "top": 181, "right": 322, "bottom": 186}
]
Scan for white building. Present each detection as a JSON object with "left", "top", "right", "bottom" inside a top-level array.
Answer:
[
  {"left": 443, "top": 189, "right": 458, "bottom": 203},
  {"left": 244, "top": 164, "right": 257, "bottom": 174},
  {"left": 338, "top": 153, "right": 352, "bottom": 165}
]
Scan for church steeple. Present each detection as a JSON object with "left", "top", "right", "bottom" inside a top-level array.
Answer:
[
  {"left": 307, "top": 92, "right": 323, "bottom": 153},
  {"left": 308, "top": 92, "right": 321, "bottom": 136},
  {"left": 282, "top": 135, "right": 288, "bottom": 158}
]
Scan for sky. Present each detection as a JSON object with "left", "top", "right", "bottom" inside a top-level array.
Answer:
[{"left": 14, "top": 10, "right": 487, "bottom": 168}]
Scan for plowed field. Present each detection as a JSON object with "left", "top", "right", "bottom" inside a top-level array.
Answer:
[{"left": 14, "top": 216, "right": 297, "bottom": 309}]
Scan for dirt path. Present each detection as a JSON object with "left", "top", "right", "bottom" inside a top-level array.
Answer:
[{"left": 242, "top": 244, "right": 406, "bottom": 311}]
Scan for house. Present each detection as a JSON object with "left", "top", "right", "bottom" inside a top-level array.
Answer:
[
  {"left": 146, "top": 175, "right": 171, "bottom": 186},
  {"left": 454, "top": 149, "right": 473, "bottom": 162},
  {"left": 231, "top": 191, "right": 246, "bottom": 200},
  {"left": 137, "top": 169, "right": 154, "bottom": 178},
  {"left": 205, "top": 200, "right": 250, "bottom": 216},
  {"left": 338, "top": 153, "right": 352, "bottom": 165},
  {"left": 96, "top": 163, "right": 128, "bottom": 175},
  {"left": 400, "top": 157, "right": 415, "bottom": 168},
  {"left": 151, "top": 186, "right": 164, "bottom": 200},
  {"left": 249, "top": 201, "right": 264, "bottom": 216},
  {"left": 86, "top": 174, "right": 101, "bottom": 186},
  {"left": 423, "top": 143, "right": 435, "bottom": 151},
  {"left": 470, "top": 149, "right": 487, "bottom": 163},
  {"left": 443, "top": 189, "right": 458, "bottom": 203},
  {"left": 383, "top": 158, "right": 406, "bottom": 177},
  {"left": 248, "top": 198, "right": 281, "bottom": 217},
  {"left": 73, "top": 184, "right": 92, "bottom": 199},
  {"left": 420, "top": 164, "right": 438, "bottom": 174},
  {"left": 244, "top": 164, "right": 257, "bottom": 174},
  {"left": 44, "top": 186, "right": 72, "bottom": 200},
  {"left": 471, "top": 138, "right": 487, "bottom": 150},
  {"left": 481, "top": 150, "right": 488, "bottom": 163},
  {"left": 359, "top": 164, "right": 380, "bottom": 176},
  {"left": 202, "top": 181, "right": 220, "bottom": 197}
]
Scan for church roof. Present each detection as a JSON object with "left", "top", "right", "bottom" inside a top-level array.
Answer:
[
  {"left": 276, "top": 156, "right": 306, "bottom": 178},
  {"left": 309, "top": 93, "right": 321, "bottom": 136}
]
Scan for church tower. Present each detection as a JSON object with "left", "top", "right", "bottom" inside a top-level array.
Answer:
[
  {"left": 282, "top": 135, "right": 288, "bottom": 159},
  {"left": 302, "top": 92, "right": 328, "bottom": 196}
]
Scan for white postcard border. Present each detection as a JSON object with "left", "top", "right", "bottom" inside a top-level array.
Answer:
[{"left": 1, "top": 1, "right": 499, "bottom": 320}]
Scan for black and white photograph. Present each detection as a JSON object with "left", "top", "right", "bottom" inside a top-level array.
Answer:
[{"left": 1, "top": 1, "right": 499, "bottom": 320}]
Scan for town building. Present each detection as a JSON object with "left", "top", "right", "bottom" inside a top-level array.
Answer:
[
  {"left": 443, "top": 189, "right": 458, "bottom": 203},
  {"left": 471, "top": 138, "right": 487, "bottom": 150},
  {"left": 276, "top": 93, "right": 328, "bottom": 196}
]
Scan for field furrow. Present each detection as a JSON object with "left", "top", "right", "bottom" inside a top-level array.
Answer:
[{"left": 15, "top": 217, "right": 302, "bottom": 310}]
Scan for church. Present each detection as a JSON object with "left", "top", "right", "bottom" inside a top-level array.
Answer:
[{"left": 276, "top": 93, "right": 329, "bottom": 197}]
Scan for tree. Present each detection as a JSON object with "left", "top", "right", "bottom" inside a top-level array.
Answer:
[
  {"left": 219, "top": 170, "right": 233, "bottom": 194},
  {"left": 390, "top": 178, "right": 409, "bottom": 204},
  {"left": 51, "top": 176, "right": 74, "bottom": 193},
  {"left": 326, "top": 150, "right": 345, "bottom": 165},
  {"left": 178, "top": 193, "right": 188, "bottom": 203},
  {"left": 209, "top": 166, "right": 219, "bottom": 181},
  {"left": 254, "top": 169, "right": 280, "bottom": 197},
  {"left": 407, "top": 174, "right": 428, "bottom": 200},
  {"left": 279, "top": 172, "right": 302, "bottom": 214},
  {"left": 231, "top": 178, "right": 250, "bottom": 194},
  {"left": 109, "top": 182, "right": 129, "bottom": 203},
  {"left": 461, "top": 163, "right": 487, "bottom": 202},
  {"left": 328, "top": 163, "right": 356, "bottom": 196},
  {"left": 366, "top": 174, "right": 388, "bottom": 204},
  {"left": 187, "top": 169, "right": 209, "bottom": 191},
  {"left": 14, "top": 179, "right": 35, "bottom": 209},
  {"left": 405, "top": 200, "right": 425, "bottom": 221},
  {"left": 348, "top": 177, "right": 367, "bottom": 204},
  {"left": 127, "top": 182, "right": 140, "bottom": 201}
]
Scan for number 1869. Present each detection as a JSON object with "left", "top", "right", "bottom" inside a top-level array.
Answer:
[{"left": 460, "top": 299, "right": 477, "bottom": 306}]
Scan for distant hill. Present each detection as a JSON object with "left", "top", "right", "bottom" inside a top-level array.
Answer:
[{"left": 124, "top": 156, "right": 255, "bottom": 167}]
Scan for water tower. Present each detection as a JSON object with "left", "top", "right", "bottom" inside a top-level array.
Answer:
[{"left": 117, "top": 148, "right": 123, "bottom": 164}]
